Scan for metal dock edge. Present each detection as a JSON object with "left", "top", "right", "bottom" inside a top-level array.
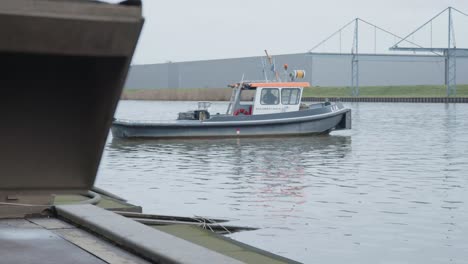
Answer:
[{"left": 55, "top": 204, "right": 242, "bottom": 264}]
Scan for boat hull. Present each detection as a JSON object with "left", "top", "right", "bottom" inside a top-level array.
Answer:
[{"left": 112, "top": 103, "right": 351, "bottom": 139}]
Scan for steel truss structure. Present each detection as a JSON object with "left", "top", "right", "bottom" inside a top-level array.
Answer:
[
  {"left": 308, "top": 7, "right": 468, "bottom": 97},
  {"left": 391, "top": 7, "right": 468, "bottom": 97},
  {"left": 308, "top": 18, "right": 425, "bottom": 96}
]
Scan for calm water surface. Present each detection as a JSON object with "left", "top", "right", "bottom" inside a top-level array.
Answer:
[{"left": 97, "top": 101, "right": 468, "bottom": 263}]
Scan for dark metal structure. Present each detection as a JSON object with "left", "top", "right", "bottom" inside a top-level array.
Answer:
[{"left": 0, "top": 0, "right": 143, "bottom": 197}]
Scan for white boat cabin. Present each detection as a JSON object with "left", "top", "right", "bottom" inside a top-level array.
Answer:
[{"left": 227, "top": 82, "right": 310, "bottom": 116}]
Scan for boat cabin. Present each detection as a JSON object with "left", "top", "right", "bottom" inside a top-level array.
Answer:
[{"left": 227, "top": 82, "right": 310, "bottom": 116}]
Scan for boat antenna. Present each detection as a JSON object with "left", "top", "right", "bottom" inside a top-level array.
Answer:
[{"left": 264, "top": 50, "right": 279, "bottom": 82}]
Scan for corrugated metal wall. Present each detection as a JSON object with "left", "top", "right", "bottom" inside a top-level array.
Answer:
[{"left": 125, "top": 53, "right": 468, "bottom": 89}]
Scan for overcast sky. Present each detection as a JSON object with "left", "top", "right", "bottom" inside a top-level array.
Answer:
[{"left": 131, "top": 0, "right": 468, "bottom": 64}]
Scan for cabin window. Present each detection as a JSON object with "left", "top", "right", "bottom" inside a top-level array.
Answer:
[
  {"left": 260, "top": 88, "right": 279, "bottom": 105},
  {"left": 281, "top": 88, "right": 301, "bottom": 105}
]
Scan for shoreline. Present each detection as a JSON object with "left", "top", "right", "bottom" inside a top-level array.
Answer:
[
  {"left": 121, "top": 85, "right": 468, "bottom": 103},
  {"left": 302, "top": 97, "right": 468, "bottom": 103}
]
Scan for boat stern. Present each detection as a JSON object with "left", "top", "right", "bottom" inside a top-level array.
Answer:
[{"left": 334, "top": 108, "right": 352, "bottom": 130}]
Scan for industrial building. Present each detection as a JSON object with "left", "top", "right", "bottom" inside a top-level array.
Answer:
[
  {"left": 124, "top": 52, "right": 468, "bottom": 89},
  {"left": 125, "top": 7, "right": 468, "bottom": 97}
]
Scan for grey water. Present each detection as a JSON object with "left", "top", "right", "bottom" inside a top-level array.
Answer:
[{"left": 96, "top": 101, "right": 468, "bottom": 264}]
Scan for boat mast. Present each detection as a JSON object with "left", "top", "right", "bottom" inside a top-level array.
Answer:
[
  {"left": 264, "top": 50, "right": 280, "bottom": 81},
  {"left": 226, "top": 74, "right": 244, "bottom": 115}
]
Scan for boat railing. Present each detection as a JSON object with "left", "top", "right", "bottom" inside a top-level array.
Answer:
[
  {"left": 230, "top": 80, "right": 279, "bottom": 87},
  {"left": 198, "top": 101, "right": 212, "bottom": 110}
]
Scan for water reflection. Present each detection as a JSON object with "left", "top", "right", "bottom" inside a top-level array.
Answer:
[
  {"left": 98, "top": 101, "right": 468, "bottom": 264},
  {"left": 108, "top": 135, "right": 352, "bottom": 210},
  {"left": 109, "top": 134, "right": 351, "bottom": 154}
]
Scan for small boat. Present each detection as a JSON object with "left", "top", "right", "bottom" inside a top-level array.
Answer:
[{"left": 112, "top": 70, "right": 351, "bottom": 139}]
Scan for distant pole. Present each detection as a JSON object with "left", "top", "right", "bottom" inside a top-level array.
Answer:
[
  {"left": 310, "top": 55, "right": 314, "bottom": 85},
  {"left": 430, "top": 21, "right": 433, "bottom": 48},
  {"left": 351, "top": 18, "right": 359, "bottom": 96},
  {"left": 448, "top": 7, "right": 452, "bottom": 49},
  {"left": 374, "top": 26, "right": 377, "bottom": 54},
  {"left": 447, "top": 7, "right": 451, "bottom": 97},
  {"left": 446, "top": 7, "right": 457, "bottom": 97},
  {"left": 339, "top": 30, "right": 342, "bottom": 54}
]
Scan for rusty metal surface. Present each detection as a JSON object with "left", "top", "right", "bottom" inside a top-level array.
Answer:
[
  {"left": 28, "top": 217, "right": 75, "bottom": 230},
  {"left": 0, "top": 219, "right": 106, "bottom": 264},
  {"left": 0, "top": 205, "right": 50, "bottom": 219},
  {"left": 55, "top": 228, "right": 151, "bottom": 264},
  {"left": 0, "top": 0, "right": 142, "bottom": 56},
  {"left": 1, "top": 217, "right": 152, "bottom": 264}
]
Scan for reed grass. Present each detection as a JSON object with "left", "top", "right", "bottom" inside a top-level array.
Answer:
[
  {"left": 302, "top": 85, "right": 468, "bottom": 98},
  {"left": 122, "top": 85, "right": 468, "bottom": 101},
  {"left": 122, "top": 88, "right": 254, "bottom": 101}
]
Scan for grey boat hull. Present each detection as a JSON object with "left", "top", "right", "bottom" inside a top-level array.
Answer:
[{"left": 112, "top": 103, "right": 351, "bottom": 139}]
